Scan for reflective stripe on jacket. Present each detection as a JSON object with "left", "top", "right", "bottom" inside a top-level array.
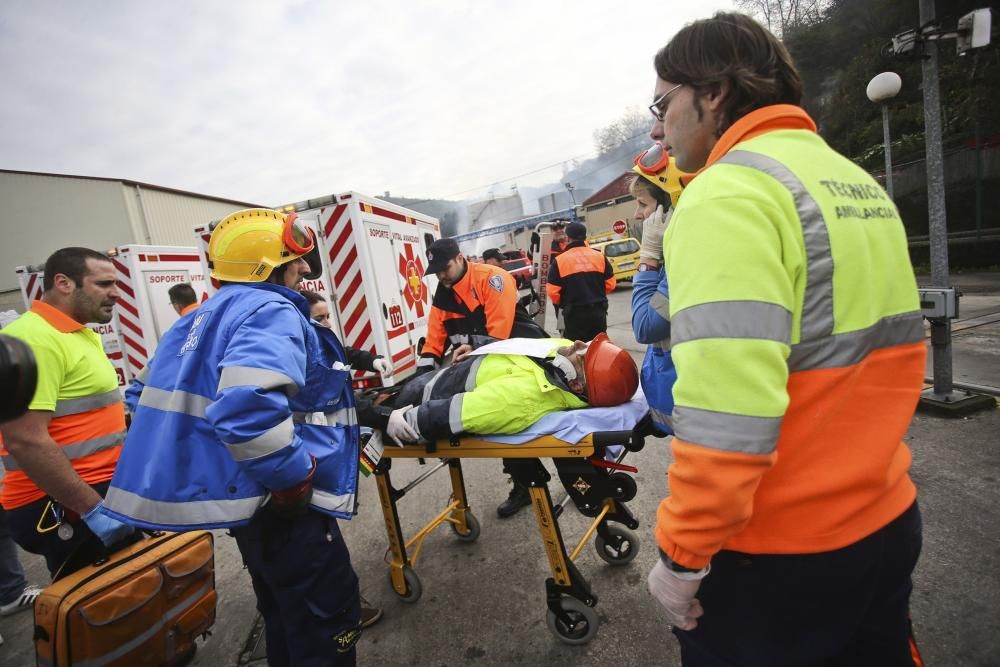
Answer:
[
  {"left": 103, "top": 282, "right": 359, "bottom": 530},
  {"left": 631, "top": 268, "right": 675, "bottom": 433},
  {"left": 0, "top": 301, "right": 123, "bottom": 509},
  {"left": 421, "top": 262, "right": 544, "bottom": 361},
  {"left": 401, "top": 339, "right": 586, "bottom": 439},
  {"left": 656, "top": 105, "right": 925, "bottom": 569},
  {"left": 546, "top": 242, "right": 616, "bottom": 307}
]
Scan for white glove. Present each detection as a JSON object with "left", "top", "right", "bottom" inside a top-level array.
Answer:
[
  {"left": 647, "top": 559, "right": 708, "bottom": 631},
  {"left": 639, "top": 205, "right": 670, "bottom": 263},
  {"left": 372, "top": 357, "right": 393, "bottom": 376},
  {"left": 386, "top": 405, "right": 419, "bottom": 446}
]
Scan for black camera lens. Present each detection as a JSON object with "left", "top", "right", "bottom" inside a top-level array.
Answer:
[{"left": 0, "top": 334, "right": 38, "bottom": 422}]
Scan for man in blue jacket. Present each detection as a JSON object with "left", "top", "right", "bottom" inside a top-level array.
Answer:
[{"left": 103, "top": 208, "right": 362, "bottom": 666}]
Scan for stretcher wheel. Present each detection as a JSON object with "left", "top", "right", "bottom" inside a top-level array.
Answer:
[
  {"left": 451, "top": 511, "right": 481, "bottom": 542},
  {"left": 609, "top": 472, "right": 637, "bottom": 502},
  {"left": 595, "top": 525, "right": 639, "bottom": 565},
  {"left": 546, "top": 597, "right": 600, "bottom": 645},
  {"left": 391, "top": 566, "right": 422, "bottom": 603}
]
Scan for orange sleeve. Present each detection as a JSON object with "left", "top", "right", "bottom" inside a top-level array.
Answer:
[
  {"left": 546, "top": 255, "right": 563, "bottom": 305},
  {"left": 479, "top": 269, "right": 518, "bottom": 339},
  {"left": 603, "top": 257, "right": 616, "bottom": 293},
  {"left": 421, "top": 306, "right": 448, "bottom": 359},
  {"left": 655, "top": 438, "right": 776, "bottom": 569},
  {"left": 546, "top": 282, "right": 562, "bottom": 305}
]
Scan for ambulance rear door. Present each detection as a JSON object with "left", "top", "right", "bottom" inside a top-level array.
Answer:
[
  {"left": 113, "top": 246, "right": 208, "bottom": 380},
  {"left": 358, "top": 218, "right": 419, "bottom": 382},
  {"left": 192, "top": 223, "right": 220, "bottom": 301},
  {"left": 355, "top": 196, "right": 441, "bottom": 382},
  {"left": 292, "top": 212, "right": 345, "bottom": 339}
]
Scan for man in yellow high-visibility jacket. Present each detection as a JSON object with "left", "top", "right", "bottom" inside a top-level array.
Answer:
[{"left": 644, "top": 13, "right": 926, "bottom": 666}]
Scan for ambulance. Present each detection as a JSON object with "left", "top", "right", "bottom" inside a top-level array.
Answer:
[
  {"left": 15, "top": 246, "right": 209, "bottom": 393},
  {"left": 195, "top": 191, "right": 441, "bottom": 389}
]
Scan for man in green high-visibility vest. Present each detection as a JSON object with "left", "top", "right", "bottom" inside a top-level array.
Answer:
[{"left": 643, "top": 12, "right": 926, "bottom": 666}]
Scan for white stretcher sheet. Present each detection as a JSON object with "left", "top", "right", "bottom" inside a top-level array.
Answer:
[{"left": 481, "top": 387, "right": 649, "bottom": 445}]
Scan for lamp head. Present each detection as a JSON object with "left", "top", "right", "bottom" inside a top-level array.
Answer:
[{"left": 866, "top": 72, "right": 902, "bottom": 103}]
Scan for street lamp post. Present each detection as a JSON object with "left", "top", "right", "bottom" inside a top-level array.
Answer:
[
  {"left": 866, "top": 72, "right": 902, "bottom": 199},
  {"left": 564, "top": 182, "right": 578, "bottom": 220}
]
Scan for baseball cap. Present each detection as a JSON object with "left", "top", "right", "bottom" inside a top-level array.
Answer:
[
  {"left": 424, "top": 237, "right": 461, "bottom": 275},
  {"left": 481, "top": 248, "right": 504, "bottom": 263},
  {"left": 566, "top": 222, "right": 588, "bottom": 240}
]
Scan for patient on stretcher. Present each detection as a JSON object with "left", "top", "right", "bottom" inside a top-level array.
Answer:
[{"left": 358, "top": 334, "right": 639, "bottom": 445}]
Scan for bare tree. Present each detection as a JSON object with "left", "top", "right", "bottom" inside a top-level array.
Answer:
[
  {"left": 735, "top": 0, "right": 829, "bottom": 36},
  {"left": 593, "top": 107, "right": 651, "bottom": 157}
]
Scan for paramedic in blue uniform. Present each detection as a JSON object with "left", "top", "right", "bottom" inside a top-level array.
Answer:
[{"left": 102, "top": 209, "right": 363, "bottom": 667}]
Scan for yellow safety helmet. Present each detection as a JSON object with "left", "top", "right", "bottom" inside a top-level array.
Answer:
[
  {"left": 632, "top": 144, "right": 691, "bottom": 207},
  {"left": 208, "top": 208, "right": 316, "bottom": 283}
]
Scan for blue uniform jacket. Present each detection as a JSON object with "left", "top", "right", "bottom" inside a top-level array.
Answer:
[
  {"left": 104, "top": 282, "right": 359, "bottom": 530},
  {"left": 631, "top": 268, "right": 676, "bottom": 434}
]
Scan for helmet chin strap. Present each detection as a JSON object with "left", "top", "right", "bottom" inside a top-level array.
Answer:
[{"left": 551, "top": 354, "right": 577, "bottom": 382}]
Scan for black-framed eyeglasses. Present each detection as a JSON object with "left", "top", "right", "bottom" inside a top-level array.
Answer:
[{"left": 648, "top": 83, "right": 683, "bottom": 121}]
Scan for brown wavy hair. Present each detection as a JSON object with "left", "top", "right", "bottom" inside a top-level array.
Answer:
[{"left": 654, "top": 12, "right": 802, "bottom": 136}]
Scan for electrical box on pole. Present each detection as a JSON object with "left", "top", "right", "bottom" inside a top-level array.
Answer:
[{"left": 957, "top": 8, "right": 992, "bottom": 55}]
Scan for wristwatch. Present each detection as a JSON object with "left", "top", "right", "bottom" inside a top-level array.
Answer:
[{"left": 637, "top": 262, "right": 660, "bottom": 272}]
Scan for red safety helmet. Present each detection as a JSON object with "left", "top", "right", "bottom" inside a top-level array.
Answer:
[{"left": 584, "top": 333, "right": 639, "bottom": 407}]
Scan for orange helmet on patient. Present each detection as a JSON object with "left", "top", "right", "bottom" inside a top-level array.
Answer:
[
  {"left": 208, "top": 208, "right": 318, "bottom": 282},
  {"left": 584, "top": 333, "right": 639, "bottom": 407}
]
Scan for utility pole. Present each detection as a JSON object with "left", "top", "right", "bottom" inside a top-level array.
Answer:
[{"left": 916, "top": 0, "right": 994, "bottom": 415}]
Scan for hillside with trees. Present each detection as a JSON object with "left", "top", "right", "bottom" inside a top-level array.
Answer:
[{"left": 766, "top": 0, "right": 1000, "bottom": 265}]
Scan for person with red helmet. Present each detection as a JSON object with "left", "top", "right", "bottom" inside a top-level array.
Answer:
[{"left": 366, "top": 334, "right": 638, "bottom": 445}]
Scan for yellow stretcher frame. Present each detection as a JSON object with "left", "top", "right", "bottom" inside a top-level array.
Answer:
[{"left": 373, "top": 427, "right": 646, "bottom": 645}]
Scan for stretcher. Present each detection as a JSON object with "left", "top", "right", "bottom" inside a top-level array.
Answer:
[{"left": 372, "top": 392, "right": 652, "bottom": 645}]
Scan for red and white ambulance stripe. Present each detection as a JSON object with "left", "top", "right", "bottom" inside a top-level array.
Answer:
[
  {"left": 321, "top": 204, "right": 375, "bottom": 377},
  {"left": 195, "top": 228, "right": 221, "bottom": 300},
  {"left": 23, "top": 272, "right": 43, "bottom": 302},
  {"left": 111, "top": 257, "right": 149, "bottom": 377}
]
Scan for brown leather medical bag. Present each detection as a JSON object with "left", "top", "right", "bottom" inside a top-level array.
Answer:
[{"left": 33, "top": 531, "right": 216, "bottom": 666}]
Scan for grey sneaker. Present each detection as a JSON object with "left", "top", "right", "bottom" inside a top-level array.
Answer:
[
  {"left": 360, "top": 595, "right": 383, "bottom": 629},
  {"left": 0, "top": 585, "right": 42, "bottom": 616}
]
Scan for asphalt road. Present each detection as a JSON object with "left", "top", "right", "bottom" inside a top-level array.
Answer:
[{"left": 1, "top": 278, "right": 998, "bottom": 666}]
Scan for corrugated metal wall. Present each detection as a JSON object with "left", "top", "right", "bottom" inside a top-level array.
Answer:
[
  {"left": 0, "top": 172, "right": 135, "bottom": 292},
  {"left": 126, "top": 184, "right": 257, "bottom": 247},
  {"left": 0, "top": 171, "right": 261, "bottom": 295}
]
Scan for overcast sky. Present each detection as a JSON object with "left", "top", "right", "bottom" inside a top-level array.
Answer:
[{"left": 1, "top": 1, "right": 735, "bottom": 207}]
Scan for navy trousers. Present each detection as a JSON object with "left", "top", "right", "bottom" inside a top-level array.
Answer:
[
  {"left": 674, "top": 501, "right": 923, "bottom": 667},
  {"left": 562, "top": 302, "right": 608, "bottom": 342},
  {"left": 0, "top": 507, "right": 28, "bottom": 605},
  {"left": 232, "top": 508, "right": 361, "bottom": 667},
  {"left": 4, "top": 482, "right": 111, "bottom": 578}
]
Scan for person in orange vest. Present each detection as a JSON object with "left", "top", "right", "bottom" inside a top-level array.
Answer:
[
  {"left": 546, "top": 222, "right": 616, "bottom": 341},
  {"left": 418, "top": 237, "right": 545, "bottom": 374},
  {"left": 548, "top": 220, "right": 569, "bottom": 258},
  {"left": 644, "top": 13, "right": 926, "bottom": 666},
  {"left": 0, "top": 248, "right": 134, "bottom": 576},
  {"left": 419, "top": 237, "right": 547, "bottom": 518},
  {"left": 167, "top": 283, "right": 199, "bottom": 317}
]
